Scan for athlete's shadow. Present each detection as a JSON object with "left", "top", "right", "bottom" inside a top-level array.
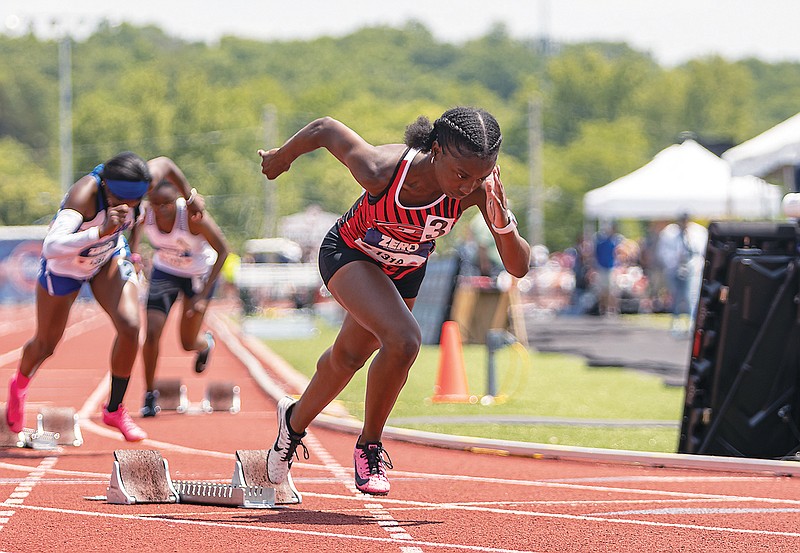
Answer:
[{"left": 193, "top": 510, "right": 443, "bottom": 527}]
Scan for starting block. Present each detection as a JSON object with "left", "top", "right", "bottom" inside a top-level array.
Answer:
[
  {"left": 0, "top": 404, "right": 59, "bottom": 450},
  {"left": 232, "top": 449, "right": 302, "bottom": 505},
  {"left": 153, "top": 379, "right": 188, "bottom": 413},
  {"left": 107, "top": 450, "right": 180, "bottom": 504},
  {"left": 202, "top": 382, "right": 241, "bottom": 414},
  {"left": 37, "top": 406, "right": 83, "bottom": 447},
  {"left": 106, "top": 449, "right": 282, "bottom": 508}
]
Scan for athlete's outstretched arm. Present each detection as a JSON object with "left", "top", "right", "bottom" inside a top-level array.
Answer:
[{"left": 258, "top": 117, "right": 398, "bottom": 195}]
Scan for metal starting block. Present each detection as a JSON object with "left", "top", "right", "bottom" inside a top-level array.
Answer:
[
  {"left": 232, "top": 449, "right": 302, "bottom": 505},
  {"left": 106, "top": 449, "right": 285, "bottom": 508},
  {"left": 107, "top": 450, "right": 179, "bottom": 505},
  {"left": 0, "top": 404, "right": 58, "bottom": 449},
  {"left": 202, "top": 382, "right": 241, "bottom": 414},
  {"left": 38, "top": 406, "right": 83, "bottom": 447},
  {"left": 153, "top": 379, "right": 188, "bottom": 413}
]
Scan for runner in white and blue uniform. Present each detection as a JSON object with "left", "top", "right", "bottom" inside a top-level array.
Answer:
[
  {"left": 5, "top": 152, "right": 205, "bottom": 442},
  {"left": 137, "top": 179, "right": 228, "bottom": 417}
]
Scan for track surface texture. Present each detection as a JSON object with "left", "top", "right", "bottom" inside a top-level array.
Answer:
[{"left": 0, "top": 302, "right": 798, "bottom": 553}]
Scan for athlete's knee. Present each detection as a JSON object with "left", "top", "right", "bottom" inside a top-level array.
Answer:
[
  {"left": 115, "top": 316, "right": 140, "bottom": 344},
  {"left": 325, "top": 348, "right": 367, "bottom": 375},
  {"left": 145, "top": 326, "right": 162, "bottom": 344},
  {"left": 381, "top": 327, "right": 421, "bottom": 364}
]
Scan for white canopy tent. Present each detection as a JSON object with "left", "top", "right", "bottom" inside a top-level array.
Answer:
[
  {"left": 722, "top": 112, "right": 800, "bottom": 178},
  {"left": 583, "top": 140, "right": 782, "bottom": 221}
]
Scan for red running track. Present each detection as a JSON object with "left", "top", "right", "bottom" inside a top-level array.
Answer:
[{"left": 0, "top": 301, "right": 798, "bottom": 553}]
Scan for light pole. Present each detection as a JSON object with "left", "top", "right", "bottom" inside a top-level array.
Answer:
[
  {"left": 58, "top": 33, "right": 73, "bottom": 194},
  {"left": 262, "top": 105, "right": 278, "bottom": 238},
  {"left": 527, "top": 96, "right": 544, "bottom": 247}
]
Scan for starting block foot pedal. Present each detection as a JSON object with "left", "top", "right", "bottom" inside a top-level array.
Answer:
[
  {"left": 202, "top": 382, "right": 241, "bottom": 414},
  {"left": 154, "top": 379, "right": 189, "bottom": 413},
  {"left": 22, "top": 428, "right": 60, "bottom": 450},
  {"left": 173, "top": 480, "right": 275, "bottom": 509},
  {"left": 38, "top": 407, "right": 83, "bottom": 446},
  {"left": 107, "top": 449, "right": 179, "bottom": 504},
  {"left": 232, "top": 449, "right": 302, "bottom": 505}
]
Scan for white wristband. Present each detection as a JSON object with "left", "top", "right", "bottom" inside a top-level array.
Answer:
[
  {"left": 186, "top": 188, "right": 197, "bottom": 205},
  {"left": 491, "top": 208, "right": 518, "bottom": 234}
]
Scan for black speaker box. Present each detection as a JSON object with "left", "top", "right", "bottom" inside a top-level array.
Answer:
[{"left": 678, "top": 221, "right": 800, "bottom": 459}]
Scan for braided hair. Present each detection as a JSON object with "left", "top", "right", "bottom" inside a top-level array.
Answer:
[{"left": 404, "top": 106, "right": 502, "bottom": 159}]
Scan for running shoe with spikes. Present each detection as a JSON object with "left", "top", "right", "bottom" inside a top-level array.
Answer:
[
  {"left": 194, "top": 331, "right": 215, "bottom": 374},
  {"left": 354, "top": 439, "right": 393, "bottom": 496},
  {"left": 141, "top": 390, "right": 160, "bottom": 418},
  {"left": 6, "top": 374, "right": 27, "bottom": 433},
  {"left": 267, "top": 396, "right": 308, "bottom": 484},
  {"left": 102, "top": 404, "right": 148, "bottom": 442}
]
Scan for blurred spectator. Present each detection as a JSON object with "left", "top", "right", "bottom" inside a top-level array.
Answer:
[
  {"left": 639, "top": 221, "right": 666, "bottom": 313},
  {"left": 592, "top": 222, "right": 623, "bottom": 315},
  {"left": 657, "top": 213, "right": 707, "bottom": 336},
  {"left": 565, "top": 234, "right": 592, "bottom": 314},
  {"left": 458, "top": 212, "right": 504, "bottom": 278}
]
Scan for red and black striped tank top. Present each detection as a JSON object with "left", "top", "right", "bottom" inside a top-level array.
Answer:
[{"left": 338, "top": 147, "right": 463, "bottom": 279}]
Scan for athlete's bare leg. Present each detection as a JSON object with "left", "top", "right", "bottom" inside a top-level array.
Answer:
[
  {"left": 90, "top": 260, "right": 141, "bottom": 379},
  {"left": 142, "top": 309, "right": 168, "bottom": 390},
  {"left": 18, "top": 284, "right": 79, "bottom": 378},
  {"left": 289, "top": 261, "right": 419, "bottom": 443},
  {"left": 179, "top": 296, "right": 208, "bottom": 352}
]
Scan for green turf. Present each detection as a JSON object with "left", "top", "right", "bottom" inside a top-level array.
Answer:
[{"left": 262, "top": 318, "right": 685, "bottom": 453}]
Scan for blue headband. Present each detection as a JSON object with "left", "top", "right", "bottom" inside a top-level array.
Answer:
[{"left": 105, "top": 179, "right": 149, "bottom": 200}]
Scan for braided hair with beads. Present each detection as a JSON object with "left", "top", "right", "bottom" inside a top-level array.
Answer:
[{"left": 403, "top": 106, "right": 502, "bottom": 159}]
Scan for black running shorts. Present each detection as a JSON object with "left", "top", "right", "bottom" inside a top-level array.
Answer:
[
  {"left": 318, "top": 225, "right": 426, "bottom": 299},
  {"left": 146, "top": 268, "right": 216, "bottom": 314}
]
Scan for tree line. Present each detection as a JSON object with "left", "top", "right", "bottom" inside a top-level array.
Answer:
[{"left": 1, "top": 21, "right": 799, "bottom": 251}]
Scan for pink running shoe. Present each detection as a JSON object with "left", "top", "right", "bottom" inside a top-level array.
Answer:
[
  {"left": 354, "top": 440, "right": 393, "bottom": 496},
  {"left": 102, "top": 404, "right": 147, "bottom": 442},
  {"left": 6, "top": 375, "right": 27, "bottom": 432}
]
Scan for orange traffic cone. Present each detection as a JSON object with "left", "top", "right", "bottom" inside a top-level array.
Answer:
[{"left": 431, "top": 321, "right": 471, "bottom": 403}]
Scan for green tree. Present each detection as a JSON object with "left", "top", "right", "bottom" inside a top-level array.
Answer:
[
  {"left": 543, "top": 118, "right": 650, "bottom": 250},
  {"left": 0, "top": 138, "right": 60, "bottom": 224}
]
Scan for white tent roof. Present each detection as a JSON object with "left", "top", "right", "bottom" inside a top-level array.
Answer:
[
  {"left": 722, "top": 112, "right": 800, "bottom": 177},
  {"left": 583, "top": 140, "right": 782, "bottom": 220}
]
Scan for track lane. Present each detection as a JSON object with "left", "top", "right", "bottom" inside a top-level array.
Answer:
[{"left": 0, "top": 302, "right": 798, "bottom": 552}]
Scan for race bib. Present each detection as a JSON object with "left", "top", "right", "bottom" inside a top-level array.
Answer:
[
  {"left": 358, "top": 228, "right": 433, "bottom": 267},
  {"left": 158, "top": 247, "right": 194, "bottom": 269}
]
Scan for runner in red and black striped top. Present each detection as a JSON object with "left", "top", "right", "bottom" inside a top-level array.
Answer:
[
  {"left": 258, "top": 107, "right": 532, "bottom": 496},
  {"left": 337, "top": 146, "right": 463, "bottom": 280}
]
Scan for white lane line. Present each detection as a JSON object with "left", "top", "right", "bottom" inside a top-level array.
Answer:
[
  {"left": 304, "top": 432, "right": 421, "bottom": 547},
  {"left": 0, "top": 456, "right": 58, "bottom": 531},
  {"left": 548, "top": 475, "right": 777, "bottom": 483},
  {"left": 591, "top": 507, "right": 800, "bottom": 516},
  {"left": 5, "top": 503, "right": 537, "bottom": 553},
  {"left": 294, "top": 491, "right": 800, "bottom": 536},
  {"left": 0, "top": 461, "right": 107, "bottom": 479},
  {"left": 0, "top": 311, "right": 107, "bottom": 368},
  {"left": 384, "top": 469, "right": 800, "bottom": 505}
]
